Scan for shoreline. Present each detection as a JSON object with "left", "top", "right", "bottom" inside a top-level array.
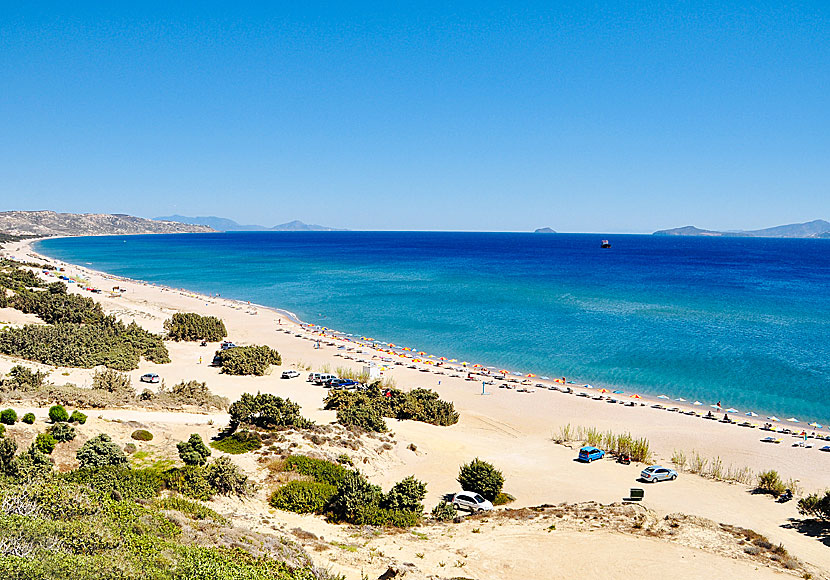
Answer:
[{"left": 21, "top": 236, "right": 830, "bottom": 431}]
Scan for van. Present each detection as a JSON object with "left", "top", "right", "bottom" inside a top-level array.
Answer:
[
  {"left": 308, "top": 372, "right": 321, "bottom": 382},
  {"left": 315, "top": 373, "right": 337, "bottom": 385}
]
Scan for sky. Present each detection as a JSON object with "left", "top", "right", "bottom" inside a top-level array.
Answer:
[{"left": 1, "top": 2, "right": 828, "bottom": 232}]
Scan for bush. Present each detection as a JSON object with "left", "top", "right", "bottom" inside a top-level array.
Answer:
[
  {"left": 757, "top": 470, "right": 786, "bottom": 497},
  {"left": 21, "top": 412, "right": 36, "bottom": 424},
  {"left": 382, "top": 475, "right": 427, "bottom": 513},
  {"left": 210, "top": 430, "right": 262, "bottom": 454},
  {"left": 0, "top": 408, "right": 17, "bottom": 425},
  {"left": 0, "top": 437, "right": 17, "bottom": 475},
  {"left": 164, "top": 312, "right": 228, "bottom": 342},
  {"left": 0, "top": 423, "right": 4, "bottom": 438},
  {"left": 163, "top": 466, "right": 213, "bottom": 500},
  {"left": 324, "top": 383, "right": 458, "bottom": 427},
  {"left": 131, "top": 429, "right": 154, "bottom": 441},
  {"left": 34, "top": 432, "right": 57, "bottom": 454},
  {"left": 349, "top": 504, "right": 421, "bottom": 527},
  {"left": 76, "top": 433, "right": 127, "bottom": 468},
  {"left": 49, "top": 422, "right": 76, "bottom": 442},
  {"left": 798, "top": 490, "right": 830, "bottom": 521},
  {"left": 92, "top": 368, "right": 132, "bottom": 393},
  {"left": 431, "top": 500, "right": 457, "bottom": 521},
  {"left": 205, "top": 456, "right": 250, "bottom": 496},
  {"left": 283, "top": 455, "right": 350, "bottom": 486},
  {"left": 0, "top": 365, "right": 48, "bottom": 391},
  {"left": 458, "top": 458, "right": 505, "bottom": 501},
  {"left": 336, "top": 404, "right": 387, "bottom": 432},
  {"left": 327, "top": 470, "right": 382, "bottom": 523},
  {"left": 48, "top": 405, "right": 69, "bottom": 423},
  {"left": 269, "top": 480, "right": 337, "bottom": 514},
  {"left": 62, "top": 465, "right": 164, "bottom": 501},
  {"left": 214, "top": 345, "right": 281, "bottom": 375},
  {"left": 177, "top": 434, "right": 212, "bottom": 466},
  {"left": 228, "top": 392, "right": 312, "bottom": 430},
  {"left": 493, "top": 492, "right": 515, "bottom": 506},
  {"left": 166, "top": 380, "right": 227, "bottom": 409},
  {"left": 69, "top": 410, "right": 87, "bottom": 424}
]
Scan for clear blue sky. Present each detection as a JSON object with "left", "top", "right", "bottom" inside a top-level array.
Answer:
[{"left": 2, "top": 2, "right": 828, "bottom": 232}]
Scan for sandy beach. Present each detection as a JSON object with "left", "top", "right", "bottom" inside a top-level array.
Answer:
[{"left": 2, "top": 237, "right": 828, "bottom": 579}]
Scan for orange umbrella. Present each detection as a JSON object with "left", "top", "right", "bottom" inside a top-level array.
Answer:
[
  {"left": 526, "top": 373, "right": 536, "bottom": 378},
  {"left": 499, "top": 369, "right": 509, "bottom": 374},
  {"left": 630, "top": 394, "right": 641, "bottom": 399},
  {"left": 472, "top": 364, "right": 483, "bottom": 368},
  {"left": 599, "top": 389, "right": 609, "bottom": 393},
  {"left": 438, "top": 357, "right": 447, "bottom": 361}
]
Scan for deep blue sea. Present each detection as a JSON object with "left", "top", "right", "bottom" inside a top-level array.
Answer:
[{"left": 35, "top": 232, "right": 830, "bottom": 423}]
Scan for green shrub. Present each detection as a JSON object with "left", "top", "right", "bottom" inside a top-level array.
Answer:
[
  {"left": 48, "top": 404, "right": 69, "bottom": 423},
  {"left": 336, "top": 403, "right": 387, "bottom": 432},
  {"left": 177, "top": 434, "right": 212, "bottom": 466},
  {"left": 164, "top": 312, "right": 228, "bottom": 342},
  {"left": 337, "top": 453, "right": 353, "bottom": 466},
  {"left": 493, "top": 492, "right": 515, "bottom": 506},
  {"left": 458, "top": 458, "right": 505, "bottom": 501},
  {"left": 757, "top": 470, "right": 786, "bottom": 497},
  {"left": 131, "top": 429, "right": 153, "bottom": 441},
  {"left": 205, "top": 456, "right": 250, "bottom": 497},
  {"left": 34, "top": 432, "right": 57, "bottom": 454},
  {"left": 324, "top": 383, "right": 459, "bottom": 427},
  {"left": 163, "top": 466, "right": 213, "bottom": 500},
  {"left": 327, "top": 470, "right": 382, "bottom": 523},
  {"left": 60, "top": 465, "right": 164, "bottom": 501},
  {"left": 382, "top": 475, "right": 427, "bottom": 513},
  {"left": 214, "top": 345, "right": 281, "bottom": 375},
  {"left": 0, "top": 424, "right": 4, "bottom": 438},
  {"left": 49, "top": 422, "right": 76, "bottom": 442},
  {"left": 0, "top": 437, "right": 17, "bottom": 474},
  {"left": 153, "top": 495, "right": 229, "bottom": 524},
  {"left": 283, "top": 455, "right": 350, "bottom": 486},
  {"left": 92, "top": 368, "right": 132, "bottom": 393},
  {"left": 798, "top": 490, "right": 830, "bottom": 520},
  {"left": 431, "top": 500, "right": 458, "bottom": 521},
  {"left": 350, "top": 504, "right": 421, "bottom": 527},
  {"left": 228, "top": 392, "right": 312, "bottom": 430},
  {"left": 210, "top": 430, "right": 262, "bottom": 454},
  {"left": 167, "top": 380, "right": 227, "bottom": 409},
  {"left": 14, "top": 443, "right": 53, "bottom": 478},
  {"left": 68, "top": 410, "right": 87, "bottom": 424},
  {"left": 0, "top": 408, "right": 17, "bottom": 425},
  {"left": 76, "top": 433, "right": 127, "bottom": 468},
  {"left": 21, "top": 412, "right": 35, "bottom": 424},
  {"left": 269, "top": 480, "right": 337, "bottom": 514},
  {"left": 0, "top": 365, "right": 48, "bottom": 391}
]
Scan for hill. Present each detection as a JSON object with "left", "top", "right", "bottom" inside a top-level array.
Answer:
[
  {"left": 155, "top": 215, "right": 345, "bottom": 232},
  {"left": 654, "top": 220, "right": 830, "bottom": 238},
  {"left": 0, "top": 211, "right": 213, "bottom": 237},
  {"left": 534, "top": 227, "right": 557, "bottom": 234}
]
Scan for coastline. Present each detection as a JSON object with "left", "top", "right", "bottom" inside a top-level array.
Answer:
[
  {"left": 24, "top": 235, "right": 830, "bottom": 430},
  {"left": 3, "top": 236, "right": 830, "bottom": 573}
]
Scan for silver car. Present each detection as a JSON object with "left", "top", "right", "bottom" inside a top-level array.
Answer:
[
  {"left": 640, "top": 465, "right": 678, "bottom": 482},
  {"left": 452, "top": 492, "right": 494, "bottom": 513}
]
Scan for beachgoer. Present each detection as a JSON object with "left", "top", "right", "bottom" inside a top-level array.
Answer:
[{"left": 199, "top": 356, "right": 202, "bottom": 365}]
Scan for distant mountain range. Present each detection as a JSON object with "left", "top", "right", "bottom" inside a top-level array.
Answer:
[
  {"left": 0, "top": 211, "right": 213, "bottom": 237},
  {"left": 653, "top": 219, "right": 830, "bottom": 238},
  {"left": 155, "top": 215, "right": 346, "bottom": 232}
]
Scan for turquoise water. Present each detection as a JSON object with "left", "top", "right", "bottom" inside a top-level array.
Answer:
[{"left": 35, "top": 232, "right": 830, "bottom": 423}]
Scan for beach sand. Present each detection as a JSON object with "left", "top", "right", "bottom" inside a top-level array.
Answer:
[{"left": 2, "top": 238, "right": 828, "bottom": 578}]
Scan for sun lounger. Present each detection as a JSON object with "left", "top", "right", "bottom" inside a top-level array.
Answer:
[
  {"left": 624, "top": 488, "right": 645, "bottom": 502},
  {"left": 820, "top": 446, "right": 830, "bottom": 452},
  {"left": 761, "top": 437, "right": 782, "bottom": 444}
]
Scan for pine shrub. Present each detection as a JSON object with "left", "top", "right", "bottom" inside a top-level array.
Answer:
[
  {"left": 48, "top": 405, "right": 69, "bottom": 423},
  {"left": 21, "top": 412, "right": 36, "bottom": 424},
  {"left": 49, "top": 421, "right": 76, "bottom": 442},
  {"left": 458, "top": 458, "right": 505, "bottom": 501},
  {"left": 69, "top": 410, "right": 87, "bottom": 424},
  {"left": 34, "top": 432, "right": 57, "bottom": 454},
  {"left": 0, "top": 408, "right": 18, "bottom": 425},
  {"left": 269, "top": 480, "right": 337, "bottom": 514},
  {"left": 76, "top": 433, "right": 127, "bottom": 468},
  {"left": 131, "top": 429, "right": 153, "bottom": 441}
]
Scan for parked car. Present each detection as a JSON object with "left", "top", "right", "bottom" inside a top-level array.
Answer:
[
  {"left": 307, "top": 372, "right": 321, "bottom": 382},
  {"left": 640, "top": 465, "right": 678, "bottom": 482},
  {"left": 314, "top": 373, "right": 338, "bottom": 385},
  {"left": 330, "top": 379, "right": 358, "bottom": 389},
  {"left": 452, "top": 492, "right": 493, "bottom": 513},
  {"left": 140, "top": 373, "right": 160, "bottom": 384},
  {"left": 220, "top": 341, "right": 237, "bottom": 350},
  {"left": 578, "top": 446, "right": 605, "bottom": 462},
  {"left": 281, "top": 370, "right": 300, "bottom": 379}
]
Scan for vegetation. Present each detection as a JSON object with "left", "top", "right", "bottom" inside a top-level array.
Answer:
[
  {"left": 757, "top": 470, "right": 787, "bottom": 498},
  {"left": 0, "top": 408, "right": 17, "bottom": 425},
  {"left": 270, "top": 455, "right": 425, "bottom": 527},
  {"left": 68, "top": 410, "right": 87, "bottom": 424},
  {"left": 431, "top": 500, "right": 458, "bottom": 521},
  {"left": 553, "top": 423, "right": 653, "bottom": 463},
  {"left": 48, "top": 405, "right": 69, "bottom": 423},
  {"left": 798, "top": 490, "right": 830, "bottom": 522},
  {"left": 205, "top": 456, "right": 251, "bottom": 496},
  {"left": 34, "top": 432, "right": 56, "bottom": 454},
  {"left": 21, "top": 412, "right": 35, "bottom": 424},
  {"left": 210, "top": 430, "right": 262, "bottom": 454},
  {"left": 1, "top": 365, "right": 48, "bottom": 391},
  {"left": 131, "top": 429, "right": 153, "bottom": 441},
  {"left": 324, "top": 384, "right": 459, "bottom": 431},
  {"left": 457, "top": 458, "right": 504, "bottom": 501},
  {"left": 76, "top": 433, "right": 127, "bottom": 468},
  {"left": 48, "top": 422, "right": 76, "bottom": 442},
  {"left": 214, "top": 345, "right": 282, "bottom": 375},
  {"left": 92, "top": 367, "right": 132, "bottom": 393},
  {"left": 177, "top": 434, "right": 212, "bottom": 466},
  {"left": 164, "top": 380, "right": 228, "bottom": 409},
  {"left": 164, "top": 312, "right": 228, "bottom": 341},
  {"left": 229, "top": 393, "right": 312, "bottom": 430}
]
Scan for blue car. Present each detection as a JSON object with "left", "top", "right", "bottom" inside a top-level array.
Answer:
[{"left": 578, "top": 446, "right": 605, "bottom": 462}]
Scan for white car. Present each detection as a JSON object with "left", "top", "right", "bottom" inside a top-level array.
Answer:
[
  {"left": 140, "top": 373, "right": 160, "bottom": 384},
  {"left": 452, "top": 492, "right": 493, "bottom": 513},
  {"left": 281, "top": 370, "right": 300, "bottom": 379},
  {"left": 640, "top": 465, "right": 678, "bottom": 482}
]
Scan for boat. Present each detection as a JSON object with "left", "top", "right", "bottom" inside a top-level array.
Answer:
[{"left": 600, "top": 239, "right": 611, "bottom": 248}]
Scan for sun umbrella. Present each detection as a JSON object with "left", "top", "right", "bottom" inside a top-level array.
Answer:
[
  {"left": 675, "top": 397, "right": 686, "bottom": 402},
  {"left": 540, "top": 376, "right": 550, "bottom": 380},
  {"left": 768, "top": 416, "right": 780, "bottom": 422},
  {"left": 526, "top": 373, "right": 536, "bottom": 378},
  {"left": 499, "top": 369, "right": 509, "bottom": 374},
  {"left": 726, "top": 408, "right": 739, "bottom": 413},
  {"left": 439, "top": 357, "right": 447, "bottom": 361},
  {"left": 613, "top": 390, "right": 624, "bottom": 394},
  {"left": 787, "top": 417, "right": 800, "bottom": 422},
  {"left": 657, "top": 395, "right": 670, "bottom": 400},
  {"left": 630, "top": 394, "right": 641, "bottom": 399},
  {"left": 693, "top": 401, "right": 703, "bottom": 406},
  {"left": 473, "top": 364, "right": 483, "bottom": 368},
  {"left": 449, "top": 359, "right": 457, "bottom": 362},
  {"left": 808, "top": 422, "right": 822, "bottom": 428},
  {"left": 746, "top": 411, "right": 759, "bottom": 417},
  {"left": 599, "top": 388, "right": 609, "bottom": 393}
]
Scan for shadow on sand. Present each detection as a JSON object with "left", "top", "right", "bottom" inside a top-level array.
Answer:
[{"left": 781, "top": 518, "right": 830, "bottom": 548}]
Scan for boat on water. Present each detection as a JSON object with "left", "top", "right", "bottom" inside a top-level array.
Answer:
[{"left": 600, "top": 239, "right": 611, "bottom": 248}]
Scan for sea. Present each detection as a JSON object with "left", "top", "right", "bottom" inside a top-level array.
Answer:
[{"left": 35, "top": 232, "right": 830, "bottom": 424}]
